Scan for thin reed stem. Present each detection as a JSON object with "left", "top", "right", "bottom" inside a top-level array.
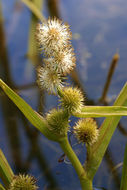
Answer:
[{"left": 59, "top": 137, "right": 93, "bottom": 190}]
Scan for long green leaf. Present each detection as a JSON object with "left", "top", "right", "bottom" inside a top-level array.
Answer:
[
  {"left": 73, "top": 106, "right": 127, "bottom": 117},
  {"left": 0, "top": 149, "right": 14, "bottom": 188},
  {"left": 120, "top": 144, "right": 127, "bottom": 190},
  {"left": 0, "top": 183, "right": 6, "bottom": 190},
  {"left": 21, "top": 0, "right": 45, "bottom": 22},
  {"left": 0, "top": 79, "right": 62, "bottom": 141},
  {"left": 27, "top": 0, "right": 44, "bottom": 64},
  {"left": 85, "top": 82, "right": 127, "bottom": 179}
]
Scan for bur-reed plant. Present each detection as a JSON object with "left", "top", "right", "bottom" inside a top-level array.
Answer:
[{"left": 0, "top": 14, "right": 127, "bottom": 190}]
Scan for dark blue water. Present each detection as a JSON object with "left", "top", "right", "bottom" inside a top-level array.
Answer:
[{"left": 0, "top": 0, "right": 127, "bottom": 189}]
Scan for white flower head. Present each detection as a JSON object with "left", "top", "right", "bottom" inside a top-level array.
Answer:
[
  {"left": 36, "top": 17, "right": 72, "bottom": 56},
  {"left": 37, "top": 65, "right": 63, "bottom": 94},
  {"left": 44, "top": 47, "right": 76, "bottom": 75}
]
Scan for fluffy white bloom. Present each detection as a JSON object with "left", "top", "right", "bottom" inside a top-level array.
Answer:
[
  {"left": 37, "top": 65, "right": 63, "bottom": 94},
  {"left": 44, "top": 48, "right": 76, "bottom": 75},
  {"left": 36, "top": 17, "right": 72, "bottom": 56}
]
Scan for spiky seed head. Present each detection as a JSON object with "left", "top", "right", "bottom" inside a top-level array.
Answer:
[
  {"left": 73, "top": 118, "right": 99, "bottom": 145},
  {"left": 59, "top": 87, "right": 84, "bottom": 114},
  {"left": 9, "top": 174, "right": 38, "bottom": 190},
  {"left": 37, "top": 65, "right": 63, "bottom": 94},
  {"left": 44, "top": 48, "right": 76, "bottom": 75},
  {"left": 46, "top": 109, "right": 69, "bottom": 136},
  {"left": 36, "top": 17, "right": 72, "bottom": 56}
]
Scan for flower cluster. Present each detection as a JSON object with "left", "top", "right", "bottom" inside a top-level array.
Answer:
[
  {"left": 36, "top": 17, "right": 99, "bottom": 143},
  {"left": 36, "top": 17, "right": 76, "bottom": 94}
]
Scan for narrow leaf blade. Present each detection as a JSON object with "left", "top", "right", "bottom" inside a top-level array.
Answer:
[
  {"left": 0, "top": 79, "right": 60, "bottom": 141},
  {"left": 27, "top": 0, "right": 44, "bottom": 64},
  {"left": 86, "top": 83, "right": 127, "bottom": 179},
  {"left": 73, "top": 106, "right": 127, "bottom": 118},
  {"left": 21, "top": 0, "right": 45, "bottom": 22},
  {"left": 0, "top": 183, "right": 6, "bottom": 190},
  {"left": 120, "top": 144, "right": 127, "bottom": 190},
  {"left": 0, "top": 149, "right": 14, "bottom": 188}
]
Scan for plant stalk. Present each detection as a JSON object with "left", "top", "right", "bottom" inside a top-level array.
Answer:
[
  {"left": 59, "top": 137, "right": 93, "bottom": 190},
  {"left": 120, "top": 144, "right": 127, "bottom": 190}
]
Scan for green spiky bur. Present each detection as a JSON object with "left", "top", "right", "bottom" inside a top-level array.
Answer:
[
  {"left": 9, "top": 174, "right": 38, "bottom": 190},
  {"left": 73, "top": 118, "right": 99, "bottom": 145},
  {"left": 46, "top": 109, "right": 69, "bottom": 136},
  {"left": 59, "top": 87, "right": 84, "bottom": 114}
]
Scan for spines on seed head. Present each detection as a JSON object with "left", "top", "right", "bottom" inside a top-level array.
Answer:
[
  {"left": 46, "top": 108, "right": 69, "bottom": 136},
  {"left": 59, "top": 87, "right": 84, "bottom": 114},
  {"left": 9, "top": 174, "right": 38, "bottom": 190},
  {"left": 73, "top": 118, "right": 99, "bottom": 145}
]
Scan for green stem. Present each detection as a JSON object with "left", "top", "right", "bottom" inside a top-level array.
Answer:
[
  {"left": 120, "top": 144, "right": 127, "bottom": 190},
  {"left": 59, "top": 137, "right": 93, "bottom": 190}
]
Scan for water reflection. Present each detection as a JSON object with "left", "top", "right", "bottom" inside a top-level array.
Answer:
[{"left": 0, "top": 0, "right": 127, "bottom": 189}]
